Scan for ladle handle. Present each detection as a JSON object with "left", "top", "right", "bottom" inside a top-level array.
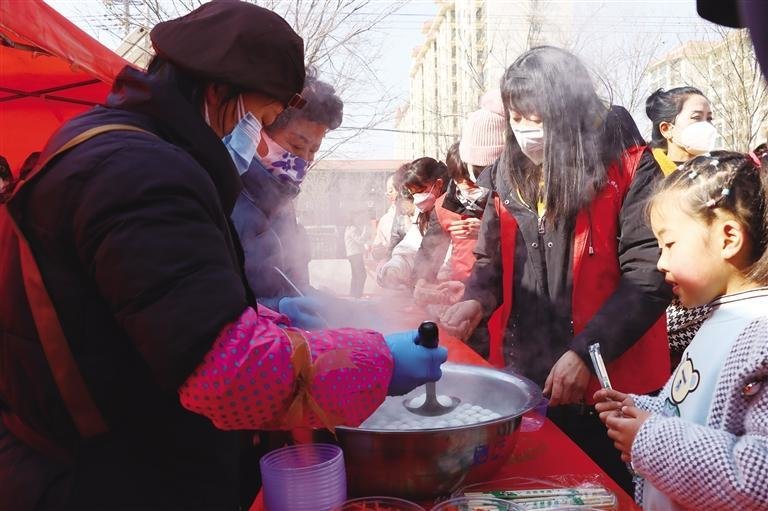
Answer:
[
  {"left": 416, "top": 321, "right": 439, "bottom": 349},
  {"left": 425, "top": 381, "right": 438, "bottom": 402}
]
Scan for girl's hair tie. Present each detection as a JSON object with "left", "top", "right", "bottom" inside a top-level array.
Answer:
[
  {"left": 688, "top": 170, "right": 699, "bottom": 180},
  {"left": 706, "top": 187, "right": 730, "bottom": 209},
  {"left": 749, "top": 151, "right": 761, "bottom": 167}
]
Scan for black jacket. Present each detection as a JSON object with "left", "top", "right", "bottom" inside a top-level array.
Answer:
[
  {"left": 0, "top": 64, "right": 251, "bottom": 510},
  {"left": 465, "top": 143, "right": 672, "bottom": 385},
  {"left": 231, "top": 157, "right": 310, "bottom": 310}
]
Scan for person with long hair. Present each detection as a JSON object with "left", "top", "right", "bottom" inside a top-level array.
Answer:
[
  {"left": 442, "top": 46, "right": 671, "bottom": 493},
  {"left": 643, "top": 87, "right": 719, "bottom": 367}
]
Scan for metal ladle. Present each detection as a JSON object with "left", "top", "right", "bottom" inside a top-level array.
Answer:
[{"left": 403, "top": 321, "right": 460, "bottom": 417}]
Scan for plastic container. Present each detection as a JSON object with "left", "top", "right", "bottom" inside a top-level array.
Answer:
[
  {"left": 334, "top": 496, "right": 427, "bottom": 511},
  {"left": 260, "top": 443, "right": 346, "bottom": 511},
  {"left": 430, "top": 496, "right": 523, "bottom": 511},
  {"left": 520, "top": 397, "right": 549, "bottom": 432}
]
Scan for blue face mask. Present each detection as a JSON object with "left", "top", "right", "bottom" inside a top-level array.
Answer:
[{"left": 222, "top": 110, "right": 263, "bottom": 176}]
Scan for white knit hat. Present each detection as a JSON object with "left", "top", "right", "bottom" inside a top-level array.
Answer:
[{"left": 459, "top": 107, "right": 506, "bottom": 167}]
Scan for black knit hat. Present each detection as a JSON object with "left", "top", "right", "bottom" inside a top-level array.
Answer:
[{"left": 150, "top": 0, "right": 306, "bottom": 107}]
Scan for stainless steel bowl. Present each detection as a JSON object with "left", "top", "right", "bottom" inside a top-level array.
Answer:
[{"left": 314, "top": 364, "right": 541, "bottom": 500}]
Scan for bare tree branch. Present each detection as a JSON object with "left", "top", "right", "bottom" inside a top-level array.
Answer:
[
  {"left": 99, "top": 0, "right": 406, "bottom": 158},
  {"left": 681, "top": 28, "right": 768, "bottom": 151}
]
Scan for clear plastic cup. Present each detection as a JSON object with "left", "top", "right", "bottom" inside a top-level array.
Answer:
[
  {"left": 260, "top": 443, "right": 346, "bottom": 511},
  {"left": 520, "top": 397, "right": 549, "bottom": 432},
  {"left": 430, "top": 496, "right": 523, "bottom": 511},
  {"left": 334, "top": 496, "right": 427, "bottom": 511}
]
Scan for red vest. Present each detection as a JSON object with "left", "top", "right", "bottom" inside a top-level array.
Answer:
[
  {"left": 487, "top": 146, "right": 670, "bottom": 402},
  {"left": 434, "top": 194, "right": 479, "bottom": 282}
]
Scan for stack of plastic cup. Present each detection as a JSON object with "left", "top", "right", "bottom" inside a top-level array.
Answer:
[
  {"left": 430, "top": 496, "right": 523, "bottom": 511},
  {"left": 260, "top": 443, "right": 347, "bottom": 511}
]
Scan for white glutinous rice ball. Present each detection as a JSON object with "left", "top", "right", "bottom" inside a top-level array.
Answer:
[{"left": 408, "top": 394, "right": 427, "bottom": 407}]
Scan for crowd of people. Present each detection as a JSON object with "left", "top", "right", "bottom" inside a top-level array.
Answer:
[
  {"left": 1, "top": 0, "right": 767, "bottom": 510},
  {"left": 369, "top": 46, "right": 768, "bottom": 510}
]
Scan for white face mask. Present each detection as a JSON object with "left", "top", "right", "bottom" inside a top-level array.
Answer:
[
  {"left": 673, "top": 121, "right": 718, "bottom": 156},
  {"left": 412, "top": 183, "right": 438, "bottom": 213},
  {"left": 456, "top": 184, "right": 487, "bottom": 212},
  {"left": 457, "top": 185, "right": 486, "bottom": 204},
  {"left": 512, "top": 126, "right": 545, "bottom": 165}
]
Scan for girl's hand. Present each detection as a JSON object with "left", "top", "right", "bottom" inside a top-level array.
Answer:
[
  {"left": 543, "top": 350, "right": 591, "bottom": 406},
  {"left": 605, "top": 405, "right": 651, "bottom": 462},
  {"left": 448, "top": 218, "right": 481, "bottom": 239},
  {"left": 594, "top": 389, "right": 635, "bottom": 424},
  {"left": 439, "top": 300, "right": 483, "bottom": 340}
]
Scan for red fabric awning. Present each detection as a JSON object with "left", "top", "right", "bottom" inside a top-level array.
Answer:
[{"left": 0, "top": 0, "right": 131, "bottom": 174}]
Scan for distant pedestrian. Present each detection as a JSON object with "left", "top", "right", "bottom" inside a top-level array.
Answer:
[{"left": 345, "top": 212, "right": 369, "bottom": 298}]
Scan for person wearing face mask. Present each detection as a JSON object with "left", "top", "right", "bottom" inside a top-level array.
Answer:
[
  {"left": 229, "top": 71, "right": 345, "bottom": 329},
  {"left": 411, "top": 99, "right": 505, "bottom": 320},
  {"left": 643, "top": 87, "right": 719, "bottom": 368},
  {"left": 400, "top": 157, "right": 450, "bottom": 283},
  {"left": 410, "top": 140, "right": 499, "bottom": 357},
  {"left": 441, "top": 46, "right": 672, "bottom": 495},
  {"left": 376, "top": 166, "right": 423, "bottom": 290},
  {"left": 647, "top": 87, "right": 717, "bottom": 169},
  {"left": 0, "top": 2, "right": 448, "bottom": 509},
  {"left": 417, "top": 104, "right": 506, "bottom": 355}
]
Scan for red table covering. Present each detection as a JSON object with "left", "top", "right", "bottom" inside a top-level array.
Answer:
[{"left": 249, "top": 331, "right": 639, "bottom": 510}]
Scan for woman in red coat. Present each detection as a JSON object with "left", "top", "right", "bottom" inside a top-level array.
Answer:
[{"left": 442, "top": 46, "right": 672, "bottom": 494}]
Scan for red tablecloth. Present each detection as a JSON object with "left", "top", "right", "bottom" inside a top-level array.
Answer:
[{"left": 249, "top": 331, "right": 639, "bottom": 510}]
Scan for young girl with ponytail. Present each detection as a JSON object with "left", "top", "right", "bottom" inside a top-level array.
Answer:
[{"left": 597, "top": 152, "right": 768, "bottom": 510}]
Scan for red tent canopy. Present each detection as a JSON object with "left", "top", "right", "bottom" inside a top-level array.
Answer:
[{"left": 0, "top": 0, "right": 131, "bottom": 174}]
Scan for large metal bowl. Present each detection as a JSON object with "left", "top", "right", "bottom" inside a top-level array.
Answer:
[{"left": 314, "top": 364, "right": 541, "bottom": 500}]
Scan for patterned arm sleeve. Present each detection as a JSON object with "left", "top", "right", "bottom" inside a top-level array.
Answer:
[
  {"left": 632, "top": 319, "right": 768, "bottom": 509},
  {"left": 630, "top": 394, "right": 663, "bottom": 414},
  {"left": 632, "top": 411, "right": 768, "bottom": 510},
  {"left": 179, "top": 306, "right": 393, "bottom": 430}
]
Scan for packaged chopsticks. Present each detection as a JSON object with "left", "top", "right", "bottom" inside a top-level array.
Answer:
[{"left": 465, "top": 486, "right": 617, "bottom": 509}]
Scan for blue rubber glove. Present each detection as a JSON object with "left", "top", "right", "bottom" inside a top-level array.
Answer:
[
  {"left": 278, "top": 296, "right": 328, "bottom": 330},
  {"left": 384, "top": 330, "right": 449, "bottom": 396}
]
